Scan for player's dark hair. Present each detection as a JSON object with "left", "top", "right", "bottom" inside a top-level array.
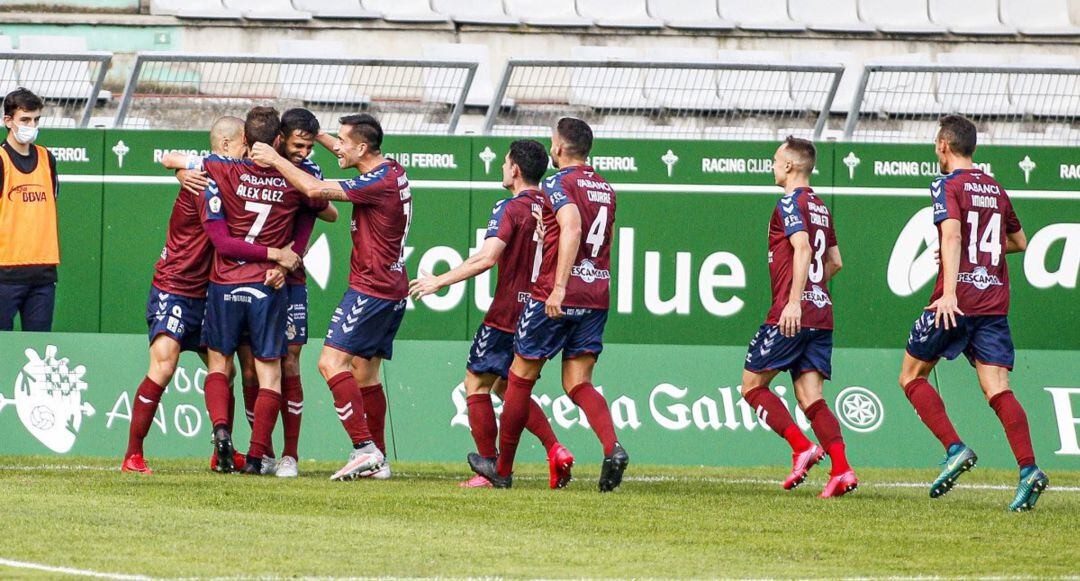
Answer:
[
  {"left": 280, "top": 108, "right": 320, "bottom": 138},
  {"left": 508, "top": 140, "right": 549, "bottom": 185},
  {"left": 937, "top": 114, "right": 977, "bottom": 157},
  {"left": 339, "top": 113, "right": 383, "bottom": 152},
  {"left": 3, "top": 87, "right": 44, "bottom": 117},
  {"left": 783, "top": 135, "right": 817, "bottom": 173},
  {"left": 555, "top": 117, "right": 593, "bottom": 159},
  {"left": 244, "top": 106, "right": 281, "bottom": 146}
]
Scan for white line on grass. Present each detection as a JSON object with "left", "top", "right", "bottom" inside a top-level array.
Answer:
[{"left": 0, "top": 557, "right": 152, "bottom": 580}]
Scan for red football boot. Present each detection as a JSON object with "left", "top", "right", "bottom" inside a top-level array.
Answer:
[
  {"left": 209, "top": 451, "right": 247, "bottom": 471},
  {"left": 819, "top": 470, "right": 859, "bottom": 498},
  {"left": 458, "top": 474, "right": 493, "bottom": 488},
  {"left": 783, "top": 444, "right": 825, "bottom": 490},
  {"left": 547, "top": 443, "right": 575, "bottom": 489},
  {"left": 121, "top": 453, "right": 152, "bottom": 474}
]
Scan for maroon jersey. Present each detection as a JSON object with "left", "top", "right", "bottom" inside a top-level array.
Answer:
[
  {"left": 151, "top": 186, "right": 212, "bottom": 297},
  {"left": 532, "top": 165, "right": 615, "bottom": 310},
  {"left": 483, "top": 190, "right": 545, "bottom": 332},
  {"left": 929, "top": 168, "right": 1021, "bottom": 315},
  {"left": 765, "top": 187, "right": 837, "bottom": 330},
  {"left": 338, "top": 160, "right": 412, "bottom": 300},
  {"left": 285, "top": 157, "right": 324, "bottom": 286},
  {"left": 202, "top": 154, "right": 327, "bottom": 285}
]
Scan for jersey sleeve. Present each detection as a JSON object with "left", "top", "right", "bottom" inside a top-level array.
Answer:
[
  {"left": 1004, "top": 201, "right": 1022, "bottom": 234},
  {"left": 185, "top": 154, "right": 206, "bottom": 171},
  {"left": 340, "top": 165, "right": 390, "bottom": 206},
  {"left": 778, "top": 197, "right": 806, "bottom": 237},
  {"left": 203, "top": 178, "right": 225, "bottom": 222},
  {"left": 826, "top": 224, "right": 838, "bottom": 248},
  {"left": 932, "top": 177, "right": 962, "bottom": 224},
  {"left": 302, "top": 195, "right": 330, "bottom": 213},
  {"left": 484, "top": 199, "right": 513, "bottom": 241},
  {"left": 542, "top": 172, "right": 575, "bottom": 213},
  {"left": 300, "top": 158, "right": 324, "bottom": 180}
]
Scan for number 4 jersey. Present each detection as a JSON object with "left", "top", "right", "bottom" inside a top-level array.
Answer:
[
  {"left": 766, "top": 186, "right": 837, "bottom": 330},
  {"left": 930, "top": 168, "right": 1021, "bottom": 316}
]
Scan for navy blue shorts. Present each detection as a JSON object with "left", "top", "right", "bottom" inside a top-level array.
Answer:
[
  {"left": 906, "top": 310, "right": 1015, "bottom": 369},
  {"left": 513, "top": 298, "right": 608, "bottom": 361},
  {"left": 285, "top": 284, "right": 308, "bottom": 346},
  {"left": 204, "top": 282, "right": 287, "bottom": 360},
  {"left": 145, "top": 285, "right": 206, "bottom": 353},
  {"left": 466, "top": 324, "right": 515, "bottom": 379},
  {"left": 744, "top": 324, "right": 833, "bottom": 379},
  {"left": 325, "top": 288, "right": 406, "bottom": 360}
]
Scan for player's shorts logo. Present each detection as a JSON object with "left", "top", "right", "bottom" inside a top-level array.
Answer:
[
  {"left": 571, "top": 259, "right": 611, "bottom": 284},
  {"left": 834, "top": 386, "right": 883, "bottom": 433},
  {"left": 286, "top": 322, "right": 297, "bottom": 341},
  {"left": 0, "top": 345, "right": 95, "bottom": 453},
  {"left": 958, "top": 266, "right": 1003, "bottom": 291}
]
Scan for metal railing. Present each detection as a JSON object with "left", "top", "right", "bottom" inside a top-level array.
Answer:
[
  {"left": 113, "top": 52, "right": 477, "bottom": 134},
  {"left": 0, "top": 51, "right": 111, "bottom": 128},
  {"left": 844, "top": 63, "right": 1080, "bottom": 145},
  {"left": 482, "top": 58, "right": 845, "bottom": 141}
]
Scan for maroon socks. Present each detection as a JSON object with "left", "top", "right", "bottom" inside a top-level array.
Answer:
[
  {"left": 495, "top": 372, "right": 536, "bottom": 477},
  {"left": 805, "top": 399, "right": 850, "bottom": 475},
  {"left": 327, "top": 371, "right": 372, "bottom": 446},
  {"left": 361, "top": 383, "right": 388, "bottom": 454},
  {"left": 903, "top": 378, "right": 962, "bottom": 451},
  {"left": 568, "top": 382, "right": 617, "bottom": 456},
  {"left": 248, "top": 389, "right": 282, "bottom": 459},
  {"left": 126, "top": 376, "right": 165, "bottom": 456},
  {"left": 989, "top": 390, "right": 1036, "bottom": 468},
  {"left": 281, "top": 375, "right": 303, "bottom": 459},
  {"left": 204, "top": 372, "right": 232, "bottom": 430},
  {"left": 744, "top": 386, "right": 812, "bottom": 452}
]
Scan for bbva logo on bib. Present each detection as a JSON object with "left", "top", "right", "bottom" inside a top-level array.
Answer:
[{"left": 0, "top": 345, "right": 95, "bottom": 453}]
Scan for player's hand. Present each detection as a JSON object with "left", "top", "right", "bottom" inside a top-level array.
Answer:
[
  {"left": 264, "top": 268, "right": 286, "bottom": 290},
  {"left": 779, "top": 301, "right": 802, "bottom": 337},
  {"left": 250, "top": 142, "right": 281, "bottom": 168},
  {"left": 930, "top": 294, "right": 964, "bottom": 330},
  {"left": 409, "top": 269, "right": 441, "bottom": 300},
  {"left": 532, "top": 208, "right": 546, "bottom": 238},
  {"left": 176, "top": 169, "right": 209, "bottom": 196},
  {"left": 270, "top": 247, "right": 302, "bottom": 272},
  {"left": 545, "top": 286, "right": 566, "bottom": 319}
]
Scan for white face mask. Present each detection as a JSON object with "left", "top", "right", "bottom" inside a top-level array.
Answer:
[{"left": 13, "top": 124, "right": 38, "bottom": 145}]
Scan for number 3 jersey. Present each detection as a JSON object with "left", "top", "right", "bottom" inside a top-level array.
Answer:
[
  {"left": 766, "top": 186, "right": 837, "bottom": 330},
  {"left": 337, "top": 159, "right": 412, "bottom": 301},
  {"left": 533, "top": 165, "right": 615, "bottom": 310},
  {"left": 929, "top": 168, "right": 1021, "bottom": 316},
  {"left": 202, "top": 154, "right": 327, "bottom": 285}
]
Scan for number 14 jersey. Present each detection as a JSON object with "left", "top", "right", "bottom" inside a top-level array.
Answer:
[{"left": 766, "top": 186, "right": 837, "bottom": 330}]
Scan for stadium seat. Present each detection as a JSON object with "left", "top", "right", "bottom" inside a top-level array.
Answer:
[
  {"left": 858, "top": 0, "right": 946, "bottom": 34},
  {"left": 646, "top": 0, "right": 735, "bottom": 30},
  {"left": 1009, "top": 54, "right": 1079, "bottom": 117},
  {"left": 569, "top": 46, "right": 651, "bottom": 109},
  {"left": 788, "top": 0, "right": 875, "bottom": 33},
  {"left": 702, "top": 126, "right": 777, "bottom": 141},
  {"left": 716, "top": 49, "right": 795, "bottom": 111},
  {"left": 431, "top": 0, "right": 520, "bottom": 25},
  {"left": 362, "top": 0, "right": 450, "bottom": 23},
  {"left": 793, "top": 50, "right": 859, "bottom": 112},
  {"left": 577, "top": 0, "right": 663, "bottom": 29},
  {"left": 40, "top": 117, "right": 78, "bottom": 128},
  {"left": 421, "top": 43, "right": 503, "bottom": 107},
  {"left": 149, "top": 0, "right": 241, "bottom": 19},
  {"left": 1000, "top": 0, "right": 1080, "bottom": 36},
  {"left": 292, "top": 0, "right": 381, "bottom": 20},
  {"left": 718, "top": 0, "right": 805, "bottom": 32},
  {"left": 643, "top": 47, "right": 727, "bottom": 110},
  {"left": 16, "top": 35, "right": 110, "bottom": 102},
  {"left": 504, "top": 0, "right": 592, "bottom": 26},
  {"left": 223, "top": 0, "right": 311, "bottom": 20},
  {"left": 859, "top": 52, "right": 939, "bottom": 114},
  {"left": 276, "top": 40, "right": 370, "bottom": 105},
  {"left": 0, "top": 36, "right": 16, "bottom": 96},
  {"left": 929, "top": 0, "right": 1016, "bottom": 36},
  {"left": 936, "top": 52, "right": 1016, "bottom": 116}
]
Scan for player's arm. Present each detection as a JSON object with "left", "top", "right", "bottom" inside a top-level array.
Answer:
[
  {"left": 1006, "top": 228, "right": 1027, "bottom": 254},
  {"left": 823, "top": 245, "right": 843, "bottom": 282},
  {"left": 160, "top": 152, "right": 209, "bottom": 195},
  {"left": 931, "top": 218, "right": 964, "bottom": 329},
  {"left": 249, "top": 142, "right": 349, "bottom": 201},
  {"left": 317, "top": 205, "right": 338, "bottom": 223},
  {"left": 316, "top": 130, "right": 342, "bottom": 153},
  {"left": 547, "top": 204, "right": 581, "bottom": 319},
  {"left": 410, "top": 238, "right": 506, "bottom": 300},
  {"left": 780, "top": 231, "right": 811, "bottom": 337}
]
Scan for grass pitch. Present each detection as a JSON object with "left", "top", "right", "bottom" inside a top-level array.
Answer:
[{"left": 0, "top": 456, "right": 1077, "bottom": 579}]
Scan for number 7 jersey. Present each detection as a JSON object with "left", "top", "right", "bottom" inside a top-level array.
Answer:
[
  {"left": 766, "top": 186, "right": 837, "bottom": 330},
  {"left": 533, "top": 165, "right": 615, "bottom": 310},
  {"left": 929, "top": 168, "right": 1021, "bottom": 315}
]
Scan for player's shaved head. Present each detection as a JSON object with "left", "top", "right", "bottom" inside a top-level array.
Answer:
[
  {"left": 210, "top": 116, "right": 243, "bottom": 142},
  {"left": 780, "top": 136, "right": 816, "bottom": 175}
]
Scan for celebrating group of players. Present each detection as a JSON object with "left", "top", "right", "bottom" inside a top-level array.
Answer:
[{"left": 119, "top": 107, "right": 1048, "bottom": 509}]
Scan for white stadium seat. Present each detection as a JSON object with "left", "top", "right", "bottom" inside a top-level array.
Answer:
[
  {"left": 1009, "top": 54, "right": 1079, "bottom": 116},
  {"left": 647, "top": 0, "right": 736, "bottom": 31},
  {"left": 702, "top": 126, "right": 777, "bottom": 141},
  {"left": 858, "top": 0, "right": 946, "bottom": 34},
  {"left": 431, "top": 0, "right": 520, "bottom": 25},
  {"left": 0, "top": 36, "right": 16, "bottom": 97},
  {"left": 292, "top": 0, "right": 380, "bottom": 20},
  {"left": 17, "top": 35, "right": 110, "bottom": 102},
  {"left": 224, "top": 0, "right": 311, "bottom": 21},
  {"left": 362, "top": 0, "right": 449, "bottom": 23},
  {"left": 643, "top": 47, "right": 727, "bottom": 110},
  {"left": 859, "top": 52, "right": 938, "bottom": 115},
  {"left": 504, "top": 0, "right": 592, "bottom": 26},
  {"left": 421, "top": 43, "right": 503, "bottom": 107},
  {"left": 718, "top": 0, "right": 805, "bottom": 32},
  {"left": 149, "top": 0, "right": 241, "bottom": 19},
  {"left": 788, "top": 0, "right": 875, "bottom": 33},
  {"left": 716, "top": 49, "right": 795, "bottom": 111},
  {"left": 936, "top": 52, "right": 1015, "bottom": 115},
  {"left": 929, "top": 0, "right": 1016, "bottom": 36},
  {"left": 276, "top": 40, "right": 370, "bottom": 105},
  {"left": 569, "top": 46, "right": 650, "bottom": 109},
  {"left": 793, "top": 50, "right": 860, "bottom": 112},
  {"left": 1000, "top": 0, "right": 1080, "bottom": 36},
  {"left": 577, "top": 0, "right": 663, "bottom": 29}
]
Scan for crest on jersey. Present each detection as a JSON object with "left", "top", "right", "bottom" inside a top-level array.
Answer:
[
  {"left": 571, "top": 259, "right": 611, "bottom": 284},
  {"left": 959, "top": 266, "right": 1003, "bottom": 290},
  {"left": 0, "top": 345, "right": 95, "bottom": 453}
]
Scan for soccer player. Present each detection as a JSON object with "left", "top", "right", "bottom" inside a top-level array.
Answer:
[
  {"left": 738, "top": 137, "right": 856, "bottom": 498},
  {"left": 251, "top": 114, "right": 409, "bottom": 482},
  {"left": 200, "top": 106, "right": 329, "bottom": 475},
  {"left": 409, "top": 140, "right": 575, "bottom": 489},
  {"left": 898, "top": 115, "right": 1048, "bottom": 511},
  {"left": 121, "top": 116, "right": 250, "bottom": 474},
  {"left": 465, "top": 118, "right": 627, "bottom": 492}
]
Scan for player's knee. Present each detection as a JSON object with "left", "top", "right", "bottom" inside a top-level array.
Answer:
[
  {"left": 148, "top": 357, "right": 178, "bottom": 383},
  {"left": 282, "top": 355, "right": 301, "bottom": 378}
]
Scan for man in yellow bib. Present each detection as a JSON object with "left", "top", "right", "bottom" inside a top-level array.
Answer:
[{"left": 0, "top": 88, "right": 60, "bottom": 332}]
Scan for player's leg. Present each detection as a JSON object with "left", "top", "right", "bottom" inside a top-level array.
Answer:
[
  {"left": 18, "top": 282, "right": 56, "bottom": 332},
  {"left": 352, "top": 355, "right": 388, "bottom": 456},
  {"left": 240, "top": 286, "right": 288, "bottom": 475},
  {"left": 202, "top": 282, "right": 244, "bottom": 472},
  {"left": 275, "top": 344, "right": 304, "bottom": 477},
  {"left": 237, "top": 343, "right": 259, "bottom": 430},
  {"left": 460, "top": 370, "right": 500, "bottom": 488},
  {"left": 483, "top": 355, "right": 546, "bottom": 483},
  {"left": 793, "top": 370, "right": 856, "bottom": 498},
  {"left": 493, "top": 369, "right": 574, "bottom": 489},
  {"left": 122, "top": 334, "right": 180, "bottom": 473},
  {"left": 0, "top": 282, "right": 27, "bottom": 331}
]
